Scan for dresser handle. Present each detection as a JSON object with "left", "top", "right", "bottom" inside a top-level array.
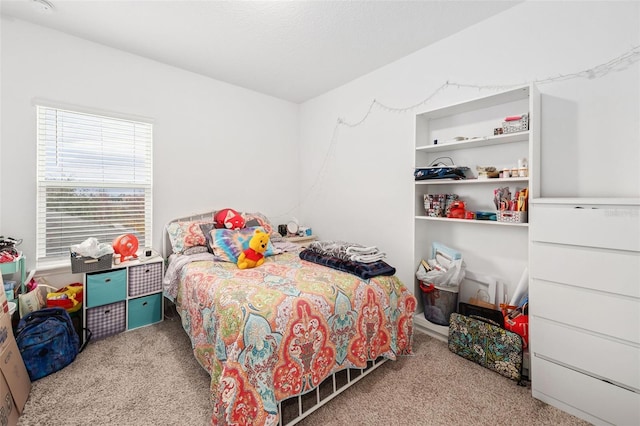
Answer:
[{"left": 105, "top": 278, "right": 111, "bottom": 283}]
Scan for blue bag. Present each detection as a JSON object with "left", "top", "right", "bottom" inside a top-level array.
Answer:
[{"left": 15, "top": 307, "right": 87, "bottom": 381}]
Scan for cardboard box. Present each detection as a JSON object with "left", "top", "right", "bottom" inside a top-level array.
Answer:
[
  {"left": 0, "top": 280, "right": 31, "bottom": 424},
  {"left": 0, "top": 372, "right": 20, "bottom": 426}
]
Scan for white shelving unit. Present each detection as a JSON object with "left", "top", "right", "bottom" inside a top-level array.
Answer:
[{"left": 412, "top": 84, "right": 540, "bottom": 342}]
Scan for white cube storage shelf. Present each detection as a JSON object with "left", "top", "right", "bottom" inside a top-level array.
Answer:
[{"left": 83, "top": 257, "right": 164, "bottom": 342}]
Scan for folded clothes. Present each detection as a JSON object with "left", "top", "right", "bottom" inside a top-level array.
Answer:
[
  {"left": 299, "top": 249, "right": 396, "bottom": 280},
  {"left": 349, "top": 252, "right": 386, "bottom": 264},
  {"left": 308, "top": 240, "right": 364, "bottom": 261},
  {"left": 345, "top": 246, "right": 379, "bottom": 256}
]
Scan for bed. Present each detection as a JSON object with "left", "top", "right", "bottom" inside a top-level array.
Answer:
[{"left": 163, "top": 211, "right": 417, "bottom": 425}]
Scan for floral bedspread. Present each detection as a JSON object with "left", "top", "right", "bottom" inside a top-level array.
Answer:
[{"left": 174, "top": 251, "right": 417, "bottom": 426}]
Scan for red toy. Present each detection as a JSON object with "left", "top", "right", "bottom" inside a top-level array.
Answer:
[
  {"left": 447, "top": 201, "right": 466, "bottom": 219},
  {"left": 214, "top": 208, "right": 245, "bottom": 230}
]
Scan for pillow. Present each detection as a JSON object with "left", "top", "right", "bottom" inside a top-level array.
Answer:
[
  {"left": 199, "top": 222, "right": 218, "bottom": 248},
  {"left": 243, "top": 212, "right": 277, "bottom": 236},
  {"left": 182, "top": 246, "right": 210, "bottom": 256},
  {"left": 206, "top": 226, "right": 275, "bottom": 263},
  {"left": 166, "top": 220, "right": 213, "bottom": 253},
  {"left": 200, "top": 213, "right": 278, "bottom": 248}
]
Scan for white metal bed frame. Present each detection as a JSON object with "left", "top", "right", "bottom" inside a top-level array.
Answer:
[{"left": 162, "top": 211, "right": 388, "bottom": 425}]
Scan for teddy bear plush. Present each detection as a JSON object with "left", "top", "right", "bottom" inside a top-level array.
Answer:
[{"left": 237, "top": 228, "right": 270, "bottom": 269}]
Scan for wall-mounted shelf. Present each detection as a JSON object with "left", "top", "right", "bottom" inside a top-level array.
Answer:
[
  {"left": 415, "top": 216, "right": 529, "bottom": 227},
  {"left": 416, "top": 132, "right": 529, "bottom": 153},
  {"left": 415, "top": 177, "right": 529, "bottom": 186}
]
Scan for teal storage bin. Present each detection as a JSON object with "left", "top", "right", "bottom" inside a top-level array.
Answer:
[
  {"left": 86, "top": 269, "right": 127, "bottom": 308},
  {"left": 128, "top": 293, "right": 162, "bottom": 330}
]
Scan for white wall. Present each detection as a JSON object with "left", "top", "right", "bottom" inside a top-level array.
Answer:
[
  {"left": 2, "top": 2, "right": 639, "bottom": 291},
  {"left": 0, "top": 17, "right": 300, "bottom": 273},
  {"left": 298, "top": 1, "right": 640, "bottom": 291}
]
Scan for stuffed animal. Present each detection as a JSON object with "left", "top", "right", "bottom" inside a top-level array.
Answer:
[
  {"left": 447, "top": 200, "right": 466, "bottom": 219},
  {"left": 237, "top": 229, "right": 270, "bottom": 269},
  {"left": 214, "top": 208, "right": 245, "bottom": 230}
]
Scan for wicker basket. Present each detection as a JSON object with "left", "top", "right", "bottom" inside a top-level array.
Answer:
[{"left": 70, "top": 251, "right": 113, "bottom": 273}]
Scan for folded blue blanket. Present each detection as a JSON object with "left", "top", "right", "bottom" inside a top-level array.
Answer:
[{"left": 299, "top": 249, "right": 396, "bottom": 280}]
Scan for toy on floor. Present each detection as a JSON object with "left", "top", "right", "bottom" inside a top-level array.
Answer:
[{"left": 237, "top": 229, "right": 270, "bottom": 269}]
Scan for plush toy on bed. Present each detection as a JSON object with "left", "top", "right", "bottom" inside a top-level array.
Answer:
[
  {"left": 237, "top": 228, "right": 270, "bottom": 269},
  {"left": 214, "top": 208, "right": 245, "bottom": 230}
]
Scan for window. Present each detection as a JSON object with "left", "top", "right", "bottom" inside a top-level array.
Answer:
[{"left": 36, "top": 104, "right": 153, "bottom": 267}]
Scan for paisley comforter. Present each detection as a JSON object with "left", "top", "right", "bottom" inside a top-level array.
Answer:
[{"left": 173, "top": 251, "right": 417, "bottom": 426}]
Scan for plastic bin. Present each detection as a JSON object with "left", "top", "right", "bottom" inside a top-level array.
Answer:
[{"left": 420, "top": 281, "right": 458, "bottom": 326}]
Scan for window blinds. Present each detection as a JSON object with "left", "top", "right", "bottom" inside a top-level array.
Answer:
[{"left": 36, "top": 105, "right": 153, "bottom": 266}]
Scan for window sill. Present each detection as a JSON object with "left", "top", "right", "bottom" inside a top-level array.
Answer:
[{"left": 35, "top": 260, "right": 75, "bottom": 276}]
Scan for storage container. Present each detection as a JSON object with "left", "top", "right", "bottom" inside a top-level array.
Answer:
[
  {"left": 70, "top": 251, "right": 113, "bottom": 274},
  {"left": 502, "top": 113, "right": 529, "bottom": 134},
  {"left": 420, "top": 282, "right": 458, "bottom": 326},
  {"left": 128, "top": 263, "right": 163, "bottom": 297},
  {"left": 86, "top": 269, "right": 127, "bottom": 308},
  {"left": 127, "top": 293, "right": 162, "bottom": 330},
  {"left": 86, "top": 301, "right": 126, "bottom": 340},
  {"left": 497, "top": 210, "right": 527, "bottom": 224},
  {"left": 424, "top": 194, "right": 459, "bottom": 217}
]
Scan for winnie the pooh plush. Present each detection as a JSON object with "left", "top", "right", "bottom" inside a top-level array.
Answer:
[{"left": 237, "top": 229, "right": 270, "bottom": 269}]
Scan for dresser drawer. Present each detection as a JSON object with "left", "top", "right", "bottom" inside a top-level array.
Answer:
[
  {"left": 86, "top": 269, "right": 127, "bottom": 307},
  {"left": 86, "top": 301, "right": 126, "bottom": 340},
  {"left": 532, "top": 357, "right": 640, "bottom": 426},
  {"left": 127, "top": 293, "right": 162, "bottom": 330},
  {"left": 531, "top": 242, "right": 640, "bottom": 297},
  {"left": 531, "top": 204, "right": 640, "bottom": 251},
  {"left": 531, "top": 279, "right": 640, "bottom": 344},
  {"left": 128, "top": 262, "right": 163, "bottom": 297},
  {"left": 532, "top": 318, "right": 640, "bottom": 391}
]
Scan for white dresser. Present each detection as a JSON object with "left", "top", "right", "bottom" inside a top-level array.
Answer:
[{"left": 530, "top": 198, "right": 640, "bottom": 425}]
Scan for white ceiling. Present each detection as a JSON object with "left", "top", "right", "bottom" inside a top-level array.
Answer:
[{"left": 1, "top": 0, "right": 520, "bottom": 103}]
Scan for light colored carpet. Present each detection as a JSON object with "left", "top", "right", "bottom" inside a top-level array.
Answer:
[{"left": 17, "top": 314, "right": 590, "bottom": 426}]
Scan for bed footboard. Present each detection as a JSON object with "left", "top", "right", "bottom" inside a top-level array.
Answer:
[{"left": 279, "top": 357, "right": 386, "bottom": 426}]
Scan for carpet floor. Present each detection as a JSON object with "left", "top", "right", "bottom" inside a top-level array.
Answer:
[{"left": 17, "top": 314, "right": 590, "bottom": 426}]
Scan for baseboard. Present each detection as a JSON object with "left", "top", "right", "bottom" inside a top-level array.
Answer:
[{"left": 413, "top": 313, "right": 448, "bottom": 343}]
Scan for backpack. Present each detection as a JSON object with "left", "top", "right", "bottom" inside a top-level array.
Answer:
[{"left": 15, "top": 307, "right": 88, "bottom": 381}]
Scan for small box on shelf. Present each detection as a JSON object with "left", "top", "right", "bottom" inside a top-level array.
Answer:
[
  {"left": 502, "top": 113, "right": 529, "bottom": 134},
  {"left": 497, "top": 210, "right": 528, "bottom": 224}
]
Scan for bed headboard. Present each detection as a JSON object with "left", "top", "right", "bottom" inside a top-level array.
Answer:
[{"left": 162, "top": 210, "right": 216, "bottom": 258}]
